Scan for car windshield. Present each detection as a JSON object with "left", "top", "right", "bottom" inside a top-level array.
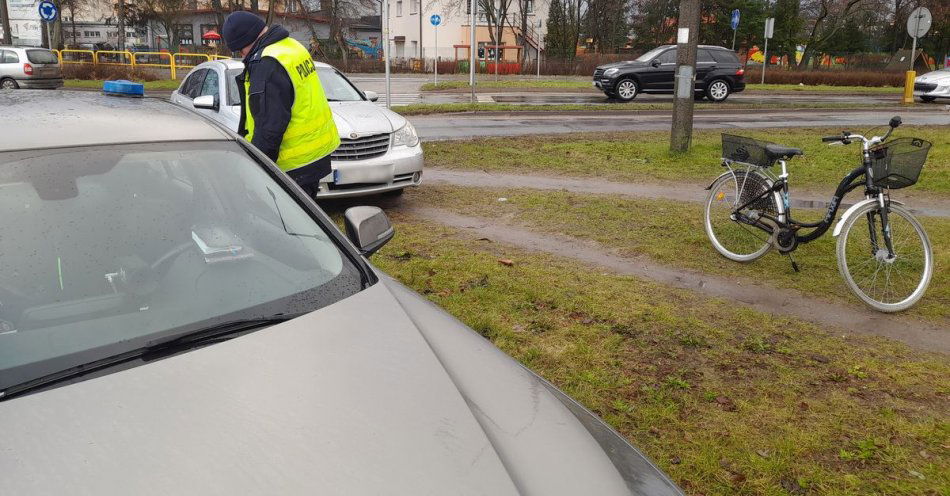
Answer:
[
  {"left": 635, "top": 47, "right": 667, "bottom": 62},
  {"left": 226, "top": 67, "right": 243, "bottom": 105},
  {"left": 0, "top": 141, "right": 363, "bottom": 391},
  {"left": 317, "top": 67, "right": 364, "bottom": 102},
  {"left": 26, "top": 49, "right": 58, "bottom": 64}
]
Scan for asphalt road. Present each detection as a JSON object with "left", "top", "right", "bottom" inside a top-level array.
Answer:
[{"left": 411, "top": 108, "right": 950, "bottom": 141}]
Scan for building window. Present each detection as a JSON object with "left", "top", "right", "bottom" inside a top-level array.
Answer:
[
  {"left": 287, "top": 0, "right": 298, "bottom": 13},
  {"left": 525, "top": 0, "right": 534, "bottom": 13},
  {"left": 186, "top": 0, "right": 197, "bottom": 9},
  {"left": 175, "top": 24, "right": 195, "bottom": 45},
  {"left": 396, "top": 0, "right": 402, "bottom": 16},
  {"left": 410, "top": 0, "right": 418, "bottom": 15}
]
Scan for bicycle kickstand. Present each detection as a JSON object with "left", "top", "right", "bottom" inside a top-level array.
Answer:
[{"left": 784, "top": 253, "right": 800, "bottom": 273}]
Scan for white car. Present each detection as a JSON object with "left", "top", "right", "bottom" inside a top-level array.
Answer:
[
  {"left": 171, "top": 59, "right": 423, "bottom": 198},
  {"left": 914, "top": 67, "right": 950, "bottom": 103}
]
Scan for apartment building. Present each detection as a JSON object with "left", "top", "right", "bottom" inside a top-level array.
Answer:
[{"left": 385, "top": 0, "right": 548, "bottom": 62}]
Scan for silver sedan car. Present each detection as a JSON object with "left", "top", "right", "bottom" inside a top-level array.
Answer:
[
  {"left": 0, "top": 46, "right": 64, "bottom": 89},
  {"left": 171, "top": 58, "right": 423, "bottom": 198},
  {"left": 0, "top": 90, "right": 683, "bottom": 495}
]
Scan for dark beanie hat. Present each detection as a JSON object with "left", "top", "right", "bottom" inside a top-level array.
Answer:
[{"left": 222, "top": 11, "right": 266, "bottom": 52}]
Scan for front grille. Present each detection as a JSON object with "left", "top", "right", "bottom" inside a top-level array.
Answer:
[
  {"left": 331, "top": 133, "right": 390, "bottom": 161},
  {"left": 593, "top": 68, "right": 605, "bottom": 79},
  {"left": 914, "top": 82, "right": 937, "bottom": 92}
]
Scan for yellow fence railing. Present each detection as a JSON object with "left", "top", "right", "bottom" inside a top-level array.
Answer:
[
  {"left": 132, "top": 51, "right": 177, "bottom": 79},
  {"left": 95, "top": 50, "right": 135, "bottom": 67},
  {"left": 54, "top": 50, "right": 227, "bottom": 80}
]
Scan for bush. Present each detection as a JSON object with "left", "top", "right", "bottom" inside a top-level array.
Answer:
[
  {"left": 744, "top": 68, "right": 903, "bottom": 87},
  {"left": 61, "top": 64, "right": 164, "bottom": 82}
]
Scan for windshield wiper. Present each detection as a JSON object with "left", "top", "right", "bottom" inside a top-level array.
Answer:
[{"left": 0, "top": 315, "right": 297, "bottom": 402}]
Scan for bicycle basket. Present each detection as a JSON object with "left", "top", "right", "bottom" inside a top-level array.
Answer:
[
  {"left": 869, "top": 137, "right": 931, "bottom": 189},
  {"left": 721, "top": 134, "right": 776, "bottom": 168}
]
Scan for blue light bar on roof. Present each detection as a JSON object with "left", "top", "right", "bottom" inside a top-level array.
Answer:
[{"left": 103, "top": 80, "right": 144, "bottom": 97}]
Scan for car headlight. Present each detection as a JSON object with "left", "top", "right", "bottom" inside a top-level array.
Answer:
[
  {"left": 603, "top": 68, "right": 619, "bottom": 77},
  {"left": 393, "top": 122, "right": 419, "bottom": 147}
]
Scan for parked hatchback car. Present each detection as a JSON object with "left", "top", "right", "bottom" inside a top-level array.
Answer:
[
  {"left": 914, "top": 67, "right": 950, "bottom": 102},
  {"left": 0, "top": 90, "right": 684, "bottom": 495},
  {"left": 594, "top": 45, "right": 746, "bottom": 102},
  {"left": 171, "top": 59, "right": 423, "bottom": 198},
  {"left": 0, "top": 46, "right": 63, "bottom": 89}
]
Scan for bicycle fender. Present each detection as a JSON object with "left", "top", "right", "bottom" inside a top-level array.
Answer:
[
  {"left": 833, "top": 198, "right": 905, "bottom": 237},
  {"left": 704, "top": 171, "right": 734, "bottom": 190}
]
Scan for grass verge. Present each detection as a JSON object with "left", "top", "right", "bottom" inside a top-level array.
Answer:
[
  {"left": 745, "top": 83, "right": 901, "bottom": 94},
  {"left": 375, "top": 215, "right": 950, "bottom": 495},
  {"left": 396, "top": 101, "right": 882, "bottom": 115},
  {"left": 64, "top": 78, "right": 182, "bottom": 90},
  {"left": 403, "top": 185, "right": 950, "bottom": 322},
  {"left": 422, "top": 127, "right": 950, "bottom": 194}
]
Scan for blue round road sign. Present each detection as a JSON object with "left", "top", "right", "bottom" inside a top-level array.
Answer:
[
  {"left": 38, "top": 1, "right": 58, "bottom": 22},
  {"left": 430, "top": 14, "right": 442, "bottom": 26},
  {"left": 730, "top": 9, "right": 740, "bottom": 30}
]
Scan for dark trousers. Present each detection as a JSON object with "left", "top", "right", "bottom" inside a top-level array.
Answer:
[{"left": 286, "top": 155, "right": 332, "bottom": 197}]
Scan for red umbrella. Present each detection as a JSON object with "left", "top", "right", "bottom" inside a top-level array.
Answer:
[{"left": 202, "top": 30, "right": 222, "bottom": 41}]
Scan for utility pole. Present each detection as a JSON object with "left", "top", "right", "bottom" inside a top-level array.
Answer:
[
  {"left": 669, "top": 0, "right": 700, "bottom": 152},
  {"left": 0, "top": 0, "right": 11, "bottom": 45},
  {"left": 117, "top": 0, "right": 126, "bottom": 51}
]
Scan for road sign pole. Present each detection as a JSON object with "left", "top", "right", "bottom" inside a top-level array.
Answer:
[
  {"left": 434, "top": 24, "right": 438, "bottom": 85},
  {"left": 731, "top": 29, "right": 736, "bottom": 51},
  {"left": 470, "top": 1, "right": 476, "bottom": 104}
]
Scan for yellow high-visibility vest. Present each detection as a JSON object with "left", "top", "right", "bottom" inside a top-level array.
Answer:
[{"left": 244, "top": 37, "right": 340, "bottom": 171}]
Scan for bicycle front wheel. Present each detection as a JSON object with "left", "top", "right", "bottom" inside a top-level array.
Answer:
[
  {"left": 704, "top": 171, "right": 779, "bottom": 262},
  {"left": 837, "top": 203, "right": 933, "bottom": 312}
]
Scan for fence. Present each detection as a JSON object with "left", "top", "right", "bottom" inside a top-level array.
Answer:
[{"left": 52, "top": 49, "right": 232, "bottom": 80}]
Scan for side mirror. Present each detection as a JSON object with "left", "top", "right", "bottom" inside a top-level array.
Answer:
[
  {"left": 364, "top": 90, "right": 379, "bottom": 102},
  {"left": 889, "top": 115, "right": 902, "bottom": 128},
  {"left": 193, "top": 94, "right": 219, "bottom": 111},
  {"left": 344, "top": 206, "right": 394, "bottom": 257},
  {"left": 651, "top": 59, "right": 661, "bottom": 67}
]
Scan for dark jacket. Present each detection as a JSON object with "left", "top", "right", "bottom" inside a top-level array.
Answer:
[{"left": 235, "top": 26, "right": 296, "bottom": 162}]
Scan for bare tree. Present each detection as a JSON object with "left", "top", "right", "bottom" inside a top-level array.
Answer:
[
  {"left": 796, "top": 0, "right": 871, "bottom": 68},
  {"left": 139, "top": 0, "right": 189, "bottom": 49}
]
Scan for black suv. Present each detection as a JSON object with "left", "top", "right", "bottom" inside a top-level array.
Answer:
[{"left": 594, "top": 45, "right": 746, "bottom": 102}]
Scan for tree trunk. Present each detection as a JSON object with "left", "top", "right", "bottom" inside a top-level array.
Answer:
[
  {"left": 117, "top": 0, "right": 125, "bottom": 51},
  {"left": 265, "top": 0, "right": 277, "bottom": 25},
  {"left": 251, "top": 0, "right": 259, "bottom": 14},
  {"left": 0, "top": 0, "right": 12, "bottom": 45}
]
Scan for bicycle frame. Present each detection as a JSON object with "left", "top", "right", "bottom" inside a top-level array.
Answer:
[{"left": 724, "top": 132, "right": 896, "bottom": 256}]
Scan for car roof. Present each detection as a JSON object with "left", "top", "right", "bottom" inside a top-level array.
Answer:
[
  {"left": 655, "top": 44, "right": 732, "bottom": 51},
  {"left": 0, "top": 90, "right": 232, "bottom": 152},
  {"left": 206, "top": 57, "right": 336, "bottom": 71}
]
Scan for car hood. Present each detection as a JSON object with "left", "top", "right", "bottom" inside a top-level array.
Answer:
[
  {"left": 0, "top": 275, "right": 681, "bottom": 495},
  {"left": 916, "top": 70, "right": 950, "bottom": 83},
  {"left": 330, "top": 100, "right": 407, "bottom": 137},
  {"left": 222, "top": 101, "right": 407, "bottom": 138},
  {"left": 597, "top": 61, "right": 646, "bottom": 71}
]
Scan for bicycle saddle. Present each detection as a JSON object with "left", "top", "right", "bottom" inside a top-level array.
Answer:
[{"left": 765, "top": 144, "right": 803, "bottom": 161}]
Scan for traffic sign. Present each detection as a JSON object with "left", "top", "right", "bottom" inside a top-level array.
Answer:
[
  {"left": 430, "top": 14, "right": 442, "bottom": 27},
  {"left": 730, "top": 9, "right": 740, "bottom": 30},
  {"left": 906, "top": 6, "right": 931, "bottom": 39},
  {"left": 38, "top": 1, "right": 58, "bottom": 22},
  {"left": 764, "top": 17, "right": 775, "bottom": 39}
]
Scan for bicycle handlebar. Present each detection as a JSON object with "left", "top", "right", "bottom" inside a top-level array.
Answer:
[{"left": 822, "top": 136, "right": 844, "bottom": 142}]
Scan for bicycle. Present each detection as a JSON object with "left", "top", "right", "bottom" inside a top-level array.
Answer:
[{"left": 703, "top": 116, "right": 934, "bottom": 313}]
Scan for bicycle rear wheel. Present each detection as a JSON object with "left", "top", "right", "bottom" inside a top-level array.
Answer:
[
  {"left": 837, "top": 203, "right": 933, "bottom": 312},
  {"left": 704, "top": 171, "right": 780, "bottom": 262}
]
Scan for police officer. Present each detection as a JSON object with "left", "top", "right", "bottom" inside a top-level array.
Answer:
[{"left": 222, "top": 11, "right": 339, "bottom": 196}]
